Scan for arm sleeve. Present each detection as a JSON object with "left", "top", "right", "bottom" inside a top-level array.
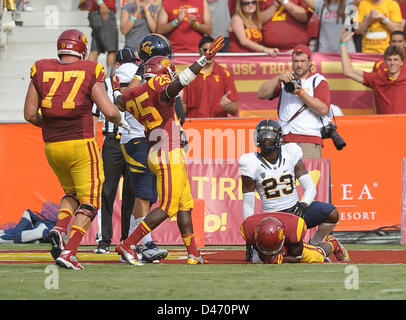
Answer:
[{"left": 298, "top": 173, "right": 317, "bottom": 205}]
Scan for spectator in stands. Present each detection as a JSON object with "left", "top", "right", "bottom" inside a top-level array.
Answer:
[
  {"left": 259, "top": 0, "right": 313, "bottom": 52},
  {"left": 398, "top": 0, "right": 406, "bottom": 32},
  {"left": 156, "top": 0, "right": 212, "bottom": 53},
  {"left": 353, "top": 0, "right": 402, "bottom": 53},
  {"left": 92, "top": 49, "right": 136, "bottom": 255},
  {"left": 181, "top": 36, "right": 239, "bottom": 117},
  {"left": 341, "top": 29, "right": 406, "bottom": 113},
  {"left": 120, "top": 0, "right": 161, "bottom": 53},
  {"left": 257, "top": 45, "right": 331, "bottom": 158},
  {"left": 88, "top": 0, "right": 119, "bottom": 77},
  {"left": 208, "top": 0, "right": 231, "bottom": 52},
  {"left": 373, "top": 30, "right": 406, "bottom": 71},
  {"left": 302, "top": 0, "right": 356, "bottom": 53},
  {"left": 228, "top": 0, "right": 279, "bottom": 56}
]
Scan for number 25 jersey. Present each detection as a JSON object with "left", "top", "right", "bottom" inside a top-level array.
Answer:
[
  {"left": 30, "top": 58, "right": 106, "bottom": 142},
  {"left": 238, "top": 143, "right": 303, "bottom": 212}
]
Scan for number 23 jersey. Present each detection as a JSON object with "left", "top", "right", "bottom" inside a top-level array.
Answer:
[{"left": 238, "top": 143, "right": 303, "bottom": 212}]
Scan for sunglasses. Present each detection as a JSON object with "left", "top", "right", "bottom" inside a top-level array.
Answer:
[{"left": 242, "top": 1, "right": 256, "bottom": 5}]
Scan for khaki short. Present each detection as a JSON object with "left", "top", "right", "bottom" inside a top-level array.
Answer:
[{"left": 295, "top": 142, "right": 322, "bottom": 159}]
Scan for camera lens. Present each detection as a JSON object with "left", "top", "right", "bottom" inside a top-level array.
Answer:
[{"left": 330, "top": 131, "right": 346, "bottom": 150}]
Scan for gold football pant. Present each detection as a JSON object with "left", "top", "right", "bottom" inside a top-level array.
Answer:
[
  {"left": 45, "top": 138, "right": 104, "bottom": 209},
  {"left": 148, "top": 147, "right": 194, "bottom": 218}
]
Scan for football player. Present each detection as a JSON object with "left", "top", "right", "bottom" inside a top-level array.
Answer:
[
  {"left": 239, "top": 119, "right": 349, "bottom": 262},
  {"left": 241, "top": 212, "right": 348, "bottom": 264},
  {"left": 24, "top": 29, "right": 129, "bottom": 270},
  {"left": 113, "top": 36, "right": 225, "bottom": 265}
]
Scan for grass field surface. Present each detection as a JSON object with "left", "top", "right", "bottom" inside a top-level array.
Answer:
[{"left": 0, "top": 243, "right": 406, "bottom": 302}]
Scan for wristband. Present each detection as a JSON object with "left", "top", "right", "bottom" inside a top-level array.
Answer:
[
  {"left": 298, "top": 89, "right": 304, "bottom": 96},
  {"left": 144, "top": 9, "right": 150, "bottom": 15},
  {"left": 196, "top": 55, "right": 208, "bottom": 67},
  {"left": 97, "top": 0, "right": 103, "bottom": 5},
  {"left": 192, "top": 21, "right": 200, "bottom": 30},
  {"left": 340, "top": 42, "right": 347, "bottom": 46},
  {"left": 381, "top": 17, "right": 390, "bottom": 24},
  {"left": 113, "top": 90, "right": 122, "bottom": 100},
  {"left": 178, "top": 67, "right": 197, "bottom": 86},
  {"left": 282, "top": 0, "right": 289, "bottom": 5},
  {"left": 171, "top": 19, "right": 179, "bottom": 27},
  {"left": 129, "top": 16, "right": 136, "bottom": 22}
]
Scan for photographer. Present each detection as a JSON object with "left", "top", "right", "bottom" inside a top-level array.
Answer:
[{"left": 257, "top": 45, "right": 333, "bottom": 158}]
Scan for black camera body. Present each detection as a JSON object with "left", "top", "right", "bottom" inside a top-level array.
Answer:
[
  {"left": 321, "top": 122, "right": 346, "bottom": 150},
  {"left": 284, "top": 78, "right": 302, "bottom": 93}
]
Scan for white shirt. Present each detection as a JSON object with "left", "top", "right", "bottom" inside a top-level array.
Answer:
[
  {"left": 278, "top": 73, "right": 330, "bottom": 137},
  {"left": 238, "top": 143, "right": 303, "bottom": 212}
]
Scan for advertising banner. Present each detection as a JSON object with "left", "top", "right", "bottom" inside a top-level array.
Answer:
[
  {"left": 174, "top": 52, "right": 381, "bottom": 117},
  {"left": 1, "top": 115, "right": 405, "bottom": 243}
]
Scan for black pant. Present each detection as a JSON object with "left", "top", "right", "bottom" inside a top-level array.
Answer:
[{"left": 100, "top": 133, "right": 134, "bottom": 246}]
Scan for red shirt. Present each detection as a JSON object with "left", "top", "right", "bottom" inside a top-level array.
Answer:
[
  {"left": 228, "top": 26, "right": 263, "bottom": 53},
  {"left": 259, "top": 0, "right": 312, "bottom": 51},
  {"left": 162, "top": 0, "right": 204, "bottom": 53},
  {"left": 183, "top": 62, "right": 239, "bottom": 118},
  {"left": 363, "top": 68, "right": 406, "bottom": 114},
  {"left": 30, "top": 59, "right": 105, "bottom": 142},
  {"left": 241, "top": 212, "right": 307, "bottom": 246},
  {"left": 122, "top": 74, "right": 181, "bottom": 150},
  {"left": 90, "top": 0, "right": 117, "bottom": 12}
]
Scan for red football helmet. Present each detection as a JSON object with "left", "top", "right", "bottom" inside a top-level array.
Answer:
[
  {"left": 143, "top": 55, "right": 177, "bottom": 81},
  {"left": 254, "top": 217, "right": 285, "bottom": 256},
  {"left": 57, "top": 29, "right": 88, "bottom": 60}
]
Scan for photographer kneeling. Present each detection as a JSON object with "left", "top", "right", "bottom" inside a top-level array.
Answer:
[{"left": 258, "top": 45, "right": 344, "bottom": 158}]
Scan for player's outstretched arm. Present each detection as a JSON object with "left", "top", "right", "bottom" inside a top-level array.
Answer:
[{"left": 163, "top": 35, "right": 225, "bottom": 101}]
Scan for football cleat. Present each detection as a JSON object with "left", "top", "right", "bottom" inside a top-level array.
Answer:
[
  {"left": 94, "top": 242, "right": 109, "bottom": 254},
  {"left": 56, "top": 250, "right": 84, "bottom": 270},
  {"left": 141, "top": 241, "right": 168, "bottom": 263},
  {"left": 116, "top": 242, "right": 143, "bottom": 266},
  {"left": 48, "top": 227, "right": 67, "bottom": 261},
  {"left": 187, "top": 254, "right": 205, "bottom": 265},
  {"left": 326, "top": 234, "right": 350, "bottom": 262}
]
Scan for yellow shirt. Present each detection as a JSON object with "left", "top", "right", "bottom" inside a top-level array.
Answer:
[{"left": 355, "top": 0, "right": 402, "bottom": 53}]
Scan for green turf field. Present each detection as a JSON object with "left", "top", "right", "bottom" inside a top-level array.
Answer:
[{"left": 0, "top": 244, "right": 405, "bottom": 300}]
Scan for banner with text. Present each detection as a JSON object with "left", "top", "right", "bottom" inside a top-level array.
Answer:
[{"left": 174, "top": 52, "right": 381, "bottom": 117}]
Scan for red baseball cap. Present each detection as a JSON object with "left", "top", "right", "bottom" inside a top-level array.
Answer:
[{"left": 292, "top": 44, "right": 311, "bottom": 59}]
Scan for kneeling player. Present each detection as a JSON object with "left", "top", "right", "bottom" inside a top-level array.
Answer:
[{"left": 241, "top": 212, "right": 349, "bottom": 264}]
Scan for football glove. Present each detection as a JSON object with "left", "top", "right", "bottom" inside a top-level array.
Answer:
[
  {"left": 204, "top": 35, "right": 225, "bottom": 60},
  {"left": 180, "top": 127, "right": 188, "bottom": 152},
  {"left": 290, "top": 202, "right": 308, "bottom": 219}
]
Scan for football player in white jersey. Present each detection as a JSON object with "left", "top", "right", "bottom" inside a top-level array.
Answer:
[{"left": 239, "top": 119, "right": 348, "bottom": 261}]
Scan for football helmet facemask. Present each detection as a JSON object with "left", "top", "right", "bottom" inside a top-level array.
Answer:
[
  {"left": 254, "top": 119, "right": 283, "bottom": 153},
  {"left": 144, "top": 56, "right": 177, "bottom": 81},
  {"left": 254, "top": 217, "right": 285, "bottom": 256},
  {"left": 138, "top": 33, "right": 174, "bottom": 63},
  {"left": 57, "top": 29, "right": 88, "bottom": 60}
]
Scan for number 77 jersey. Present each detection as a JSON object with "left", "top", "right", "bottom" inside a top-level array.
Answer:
[
  {"left": 30, "top": 58, "right": 105, "bottom": 142},
  {"left": 238, "top": 143, "right": 303, "bottom": 212}
]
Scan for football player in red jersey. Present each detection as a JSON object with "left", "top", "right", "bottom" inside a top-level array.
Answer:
[
  {"left": 113, "top": 35, "right": 225, "bottom": 265},
  {"left": 241, "top": 212, "right": 348, "bottom": 264},
  {"left": 24, "top": 29, "right": 128, "bottom": 270}
]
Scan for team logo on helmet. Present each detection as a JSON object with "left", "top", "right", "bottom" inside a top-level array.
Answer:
[{"left": 141, "top": 41, "right": 153, "bottom": 55}]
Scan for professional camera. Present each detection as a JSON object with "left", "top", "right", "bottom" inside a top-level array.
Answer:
[
  {"left": 284, "top": 77, "right": 302, "bottom": 93},
  {"left": 320, "top": 122, "right": 346, "bottom": 150}
]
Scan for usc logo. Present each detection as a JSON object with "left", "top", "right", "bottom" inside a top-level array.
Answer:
[
  {"left": 161, "top": 59, "right": 171, "bottom": 68},
  {"left": 141, "top": 41, "right": 153, "bottom": 55}
]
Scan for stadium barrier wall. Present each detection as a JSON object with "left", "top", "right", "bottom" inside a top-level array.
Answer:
[
  {"left": 1, "top": 114, "right": 405, "bottom": 244},
  {"left": 402, "top": 159, "right": 406, "bottom": 245}
]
